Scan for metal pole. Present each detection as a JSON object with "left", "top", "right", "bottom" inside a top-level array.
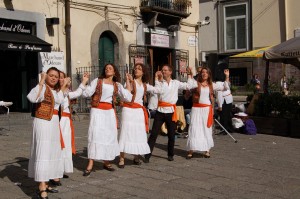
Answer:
[{"left": 65, "top": 0, "right": 72, "bottom": 77}]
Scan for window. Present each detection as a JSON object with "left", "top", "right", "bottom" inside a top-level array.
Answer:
[{"left": 224, "top": 3, "right": 248, "bottom": 51}]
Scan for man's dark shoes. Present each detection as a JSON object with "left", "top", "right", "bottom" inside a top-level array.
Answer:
[
  {"left": 167, "top": 156, "right": 174, "bottom": 161},
  {"left": 49, "top": 179, "right": 62, "bottom": 186}
]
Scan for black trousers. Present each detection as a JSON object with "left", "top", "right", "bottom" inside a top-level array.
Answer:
[
  {"left": 220, "top": 102, "right": 233, "bottom": 132},
  {"left": 145, "top": 111, "right": 176, "bottom": 158}
]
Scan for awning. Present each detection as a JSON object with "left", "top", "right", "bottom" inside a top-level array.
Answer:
[
  {"left": 0, "top": 32, "right": 52, "bottom": 52},
  {"left": 230, "top": 46, "right": 272, "bottom": 58}
]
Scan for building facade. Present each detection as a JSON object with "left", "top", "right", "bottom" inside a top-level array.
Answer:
[
  {"left": 198, "top": 0, "right": 300, "bottom": 89},
  {"left": 0, "top": 0, "right": 199, "bottom": 112}
]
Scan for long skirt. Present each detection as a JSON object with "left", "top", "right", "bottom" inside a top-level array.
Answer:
[
  {"left": 88, "top": 108, "right": 120, "bottom": 161},
  {"left": 28, "top": 115, "right": 63, "bottom": 182},
  {"left": 60, "top": 116, "right": 73, "bottom": 173},
  {"left": 119, "top": 107, "right": 150, "bottom": 155},
  {"left": 186, "top": 107, "right": 214, "bottom": 152}
]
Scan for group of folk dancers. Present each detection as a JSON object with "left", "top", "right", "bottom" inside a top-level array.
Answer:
[{"left": 27, "top": 63, "right": 230, "bottom": 199}]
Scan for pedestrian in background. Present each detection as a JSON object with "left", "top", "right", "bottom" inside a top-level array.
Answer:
[
  {"left": 27, "top": 67, "right": 70, "bottom": 199},
  {"left": 82, "top": 63, "right": 132, "bottom": 176},
  {"left": 118, "top": 63, "right": 161, "bottom": 168}
]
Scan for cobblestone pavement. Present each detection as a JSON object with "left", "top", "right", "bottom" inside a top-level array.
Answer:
[{"left": 0, "top": 114, "right": 300, "bottom": 199}]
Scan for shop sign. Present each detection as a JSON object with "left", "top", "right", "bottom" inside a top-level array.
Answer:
[
  {"left": 39, "top": 51, "right": 65, "bottom": 72},
  {"left": 188, "top": 36, "right": 197, "bottom": 47},
  {"left": 144, "top": 28, "right": 173, "bottom": 36},
  {"left": 6, "top": 43, "right": 42, "bottom": 51},
  {"left": 0, "top": 18, "right": 33, "bottom": 34},
  {"left": 151, "top": 34, "right": 169, "bottom": 48}
]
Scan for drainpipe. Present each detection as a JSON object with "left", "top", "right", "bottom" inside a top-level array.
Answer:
[{"left": 65, "top": 0, "right": 72, "bottom": 77}]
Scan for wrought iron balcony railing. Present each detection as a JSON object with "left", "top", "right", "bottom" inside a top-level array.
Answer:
[{"left": 140, "top": 0, "right": 190, "bottom": 18}]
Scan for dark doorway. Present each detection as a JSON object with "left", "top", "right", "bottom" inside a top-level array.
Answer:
[
  {"left": 152, "top": 47, "right": 173, "bottom": 72},
  {"left": 0, "top": 51, "right": 38, "bottom": 112},
  {"left": 230, "top": 67, "right": 248, "bottom": 86},
  {"left": 99, "top": 31, "right": 116, "bottom": 71}
]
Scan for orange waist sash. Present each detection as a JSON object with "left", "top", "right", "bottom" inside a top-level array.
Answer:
[
  {"left": 158, "top": 101, "right": 177, "bottom": 122},
  {"left": 53, "top": 109, "right": 65, "bottom": 149},
  {"left": 93, "top": 102, "right": 118, "bottom": 128},
  {"left": 123, "top": 102, "right": 149, "bottom": 133},
  {"left": 192, "top": 103, "right": 213, "bottom": 128},
  {"left": 62, "top": 112, "right": 76, "bottom": 154}
]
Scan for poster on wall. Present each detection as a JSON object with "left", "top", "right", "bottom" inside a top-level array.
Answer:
[
  {"left": 151, "top": 34, "right": 169, "bottom": 48},
  {"left": 179, "top": 59, "right": 187, "bottom": 73},
  {"left": 39, "top": 51, "right": 65, "bottom": 73}
]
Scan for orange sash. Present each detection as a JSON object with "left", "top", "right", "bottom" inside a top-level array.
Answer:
[
  {"left": 158, "top": 101, "right": 177, "bottom": 122},
  {"left": 53, "top": 109, "right": 65, "bottom": 149},
  {"left": 61, "top": 112, "right": 76, "bottom": 154},
  {"left": 123, "top": 102, "right": 149, "bottom": 133},
  {"left": 193, "top": 103, "right": 213, "bottom": 128},
  {"left": 94, "top": 102, "right": 118, "bottom": 128}
]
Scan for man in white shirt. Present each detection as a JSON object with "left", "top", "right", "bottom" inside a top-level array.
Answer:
[
  {"left": 216, "top": 82, "right": 234, "bottom": 134},
  {"left": 145, "top": 64, "right": 192, "bottom": 163}
]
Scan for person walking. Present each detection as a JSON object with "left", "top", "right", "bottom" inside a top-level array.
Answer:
[
  {"left": 27, "top": 67, "right": 70, "bottom": 199},
  {"left": 186, "top": 67, "right": 230, "bottom": 159},
  {"left": 48, "top": 71, "right": 89, "bottom": 186},
  {"left": 144, "top": 64, "right": 193, "bottom": 163},
  {"left": 82, "top": 63, "right": 132, "bottom": 176},
  {"left": 118, "top": 63, "right": 161, "bottom": 168}
]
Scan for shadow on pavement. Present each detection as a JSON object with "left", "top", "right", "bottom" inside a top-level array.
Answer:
[{"left": 0, "top": 157, "right": 37, "bottom": 198}]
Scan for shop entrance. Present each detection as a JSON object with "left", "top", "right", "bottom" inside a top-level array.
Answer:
[{"left": 0, "top": 51, "right": 38, "bottom": 112}]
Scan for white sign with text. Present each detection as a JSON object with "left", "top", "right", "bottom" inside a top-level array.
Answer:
[
  {"left": 151, "top": 34, "right": 169, "bottom": 48},
  {"left": 39, "top": 51, "right": 65, "bottom": 73}
]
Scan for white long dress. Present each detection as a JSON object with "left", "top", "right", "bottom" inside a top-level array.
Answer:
[
  {"left": 119, "top": 81, "right": 160, "bottom": 155},
  {"left": 60, "top": 84, "right": 86, "bottom": 173},
  {"left": 27, "top": 84, "right": 64, "bottom": 182},
  {"left": 186, "top": 80, "right": 228, "bottom": 152},
  {"left": 82, "top": 78, "right": 132, "bottom": 161}
]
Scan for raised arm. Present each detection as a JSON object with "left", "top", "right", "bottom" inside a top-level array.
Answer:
[
  {"left": 68, "top": 73, "right": 89, "bottom": 99},
  {"left": 82, "top": 78, "right": 98, "bottom": 97},
  {"left": 117, "top": 82, "right": 133, "bottom": 102},
  {"left": 27, "top": 72, "right": 47, "bottom": 103}
]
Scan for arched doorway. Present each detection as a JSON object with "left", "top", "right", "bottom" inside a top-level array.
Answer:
[{"left": 98, "top": 31, "right": 118, "bottom": 70}]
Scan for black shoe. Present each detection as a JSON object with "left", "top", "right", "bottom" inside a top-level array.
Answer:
[
  {"left": 103, "top": 164, "right": 115, "bottom": 172},
  {"left": 46, "top": 187, "right": 59, "bottom": 193},
  {"left": 167, "top": 156, "right": 174, "bottom": 161},
  {"left": 144, "top": 158, "right": 150, "bottom": 163},
  {"left": 83, "top": 169, "right": 92, "bottom": 177},
  {"left": 63, "top": 174, "right": 69, "bottom": 178},
  {"left": 36, "top": 190, "right": 48, "bottom": 199},
  {"left": 49, "top": 179, "right": 62, "bottom": 186}
]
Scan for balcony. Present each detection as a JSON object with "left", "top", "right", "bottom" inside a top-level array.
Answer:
[{"left": 140, "top": 0, "right": 191, "bottom": 19}]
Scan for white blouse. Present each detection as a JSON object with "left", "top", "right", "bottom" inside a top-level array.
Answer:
[
  {"left": 62, "top": 83, "right": 86, "bottom": 113},
  {"left": 82, "top": 78, "right": 132, "bottom": 103}
]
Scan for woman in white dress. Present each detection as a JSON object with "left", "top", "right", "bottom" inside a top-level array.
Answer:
[
  {"left": 48, "top": 71, "right": 89, "bottom": 186},
  {"left": 186, "top": 67, "right": 230, "bottom": 159},
  {"left": 118, "top": 63, "right": 161, "bottom": 168},
  {"left": 27, "top": 67, "right": 70, "bottom": 199},
  {"left": 82, "top": 63, "right": 132, "bottom": 176}
]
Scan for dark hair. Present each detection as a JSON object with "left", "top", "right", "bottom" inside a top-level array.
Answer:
[
  {"left": 100, "top": 63, "right": 121, "bottom": 82},
  {"left": 46, "top": 67, "right": 61, "bottom": 90},
  {"left": 59, "top": 71, "right": 66, "bottom": 78},
  {"left": 197, "top": 67, "right": 213, "bottom": 86},
  {"left": 162, "top": 64, "right": 173, "bottom": 72},
  {"left": 133, "top": 63, "right": 150, "bottom": 83}
]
